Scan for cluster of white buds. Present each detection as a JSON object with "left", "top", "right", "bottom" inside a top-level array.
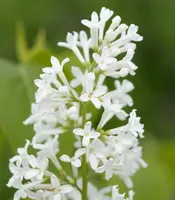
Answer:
[{"left": 7, "top": 7, "right": 147, "bottom": 200}]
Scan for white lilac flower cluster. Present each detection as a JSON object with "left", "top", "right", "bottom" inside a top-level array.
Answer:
[{"left": 7, "top": 7, "right": 147, "bottom": 200}]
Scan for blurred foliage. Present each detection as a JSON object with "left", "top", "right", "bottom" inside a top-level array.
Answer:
[{"left": 0, "top": 0, "right": 175, "bottom": 199}]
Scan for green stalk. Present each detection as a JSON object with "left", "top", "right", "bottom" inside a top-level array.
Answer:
[
  {"left": 81, "top": 103, "right": 88, "bottom": 200},
  {"left": 82, "top": 154, "right": 87, "bottom": 200}
]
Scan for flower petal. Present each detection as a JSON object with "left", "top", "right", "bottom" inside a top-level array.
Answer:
[
  {"left": 71, "top": 66, "right": 83, "bottom": 78},
  {"left": 14, "top": 189, "right": 27, "bottom": 200},
  {"left": 106, "top": 168, "right": 113, "bottom": 180},
  {"left": 51, "top": 56, "right": 60, "bottom": 66},
  {"left": 73, "top": 128, "right": 84, "bottom": 136},
  {"left": 85, "top": 73, "right": 95, "bottom": 94},
  {"left": 92, "top": 53, "right": 101, "bottom": 63},
  {"left": 75, "top": 148, "right": 86, "bottom": 158},
  {"left": 80, "top": 93, "right": 90, "bottom": 102},
  {"left": 25, "top": 169, "right": 38, "bottom": 180},
  {"left": 96, "top": 165, "right": 105, "bottom": 173},
  {"left": 89, "top": 154, "right": 98, "bottom": 170},
  {"left": 51, "top": 175, "right": 60, "bottom": 188},
  {"left": 61, "top": 185, "right": 73, "bottom": 193},
  {"left": 54, "top": 193, "right": 61, "bottom": 200},
  {"left": 72, "top": 159, "right": 81, "bottom": 168},
  {"left": 61, "top": 58, "right": 70, "bottom": 67},
  {"left": 29, "top": 155, "right": 37, "bottom": 168},
  {"left": 93, "top": 89, "right": 106, "bottom": 97},
  {"left": 90, "top": 131, "right": 100, "bottom": 139},
  {"left": 91, "top": 97, "right": 101, "bottom": 109},
  {"left": 60, "top": 154, "right": 71, "bottom": 163},
  {"left": 82, "top": 136, "right": 90, "bottom": 147},
  {"left": 84, "top": 121, "right": 92, "bottom": 132}
]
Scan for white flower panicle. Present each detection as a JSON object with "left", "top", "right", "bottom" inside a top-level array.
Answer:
[{"left": 8, "top": 7, "right": 146, "bottom": 200}]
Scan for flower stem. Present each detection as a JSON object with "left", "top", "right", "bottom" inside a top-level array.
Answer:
[
  {"left": 81, "top": 103, "right": 88, "bottom": 200},
  {"left": 82, "top": 154, "right": 87, "bottom": 200}
]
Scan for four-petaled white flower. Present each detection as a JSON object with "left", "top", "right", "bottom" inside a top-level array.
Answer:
[
  {"left": 80, "top": 72, "right": 107, "bottom": 109},
  {"left": 48, "top": 175, "right": 73, "bottom": 200},
  {"left": 43, "top": 56, "right": 70, "bottom": 88},
  {"left": 107, "top": 80, "right": 134, "bottom": 107},
  {"left": 24, "top": 156, "right": 49, "bottom": 180},
  {"left": 81, "top": 11, "right": 100, "bottom": 48},
  {"left": 43, "top": 56, "right": 69, "bottom": 74},
  {"left": 93, "top": 46, "right": 117, "bottom": 71},
  {"left": 73, "top": 121, "right": 100, "bottom": 146},
  {"left": 96, "top": 158, "right": 122, "bottom": 180},
  {"left": 70, "top": 66, "right": 87, "bottom": 88},
  {"left": 88, "top": 139, "right": 106, "bottom": 170},
  {"left": 126, "top": 109, "right": 144, "bottom": 138},
  {"left": 110, "top": 110, "right": 144, "bottom": 138},
  {"left": 58, "top": 32, "right": 85, "bottom": 63},
  {"left": 98, "top": 96, "right": 127, "bottom": 128}
]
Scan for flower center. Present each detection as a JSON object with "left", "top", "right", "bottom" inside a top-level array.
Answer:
[{"left": 85, "top": 132, "right": 89, "bottom": 137}]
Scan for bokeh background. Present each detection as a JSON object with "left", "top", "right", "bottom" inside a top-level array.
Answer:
[{"left": 0, "top": 0, "right": 175, "bottom": 199}]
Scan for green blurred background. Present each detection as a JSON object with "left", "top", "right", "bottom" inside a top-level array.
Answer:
[{"left": 0, "top": 0, "right": 175, "bottom": 199}]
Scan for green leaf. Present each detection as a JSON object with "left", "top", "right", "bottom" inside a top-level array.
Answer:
[
  {"left": 16, "top": 23, "right": 52, "bottom": 66},
  {"left": 0, "top": 59, "right": 31, "bottom": 151},
  {"left": 0, "top": 130, "right": 14, "bottom": 200},
  {"left": 16, "top": 22, "right": 28, "bottom": 63},
  {"left": 0, "top": 59, "right": 43, "bottom": 152}
]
